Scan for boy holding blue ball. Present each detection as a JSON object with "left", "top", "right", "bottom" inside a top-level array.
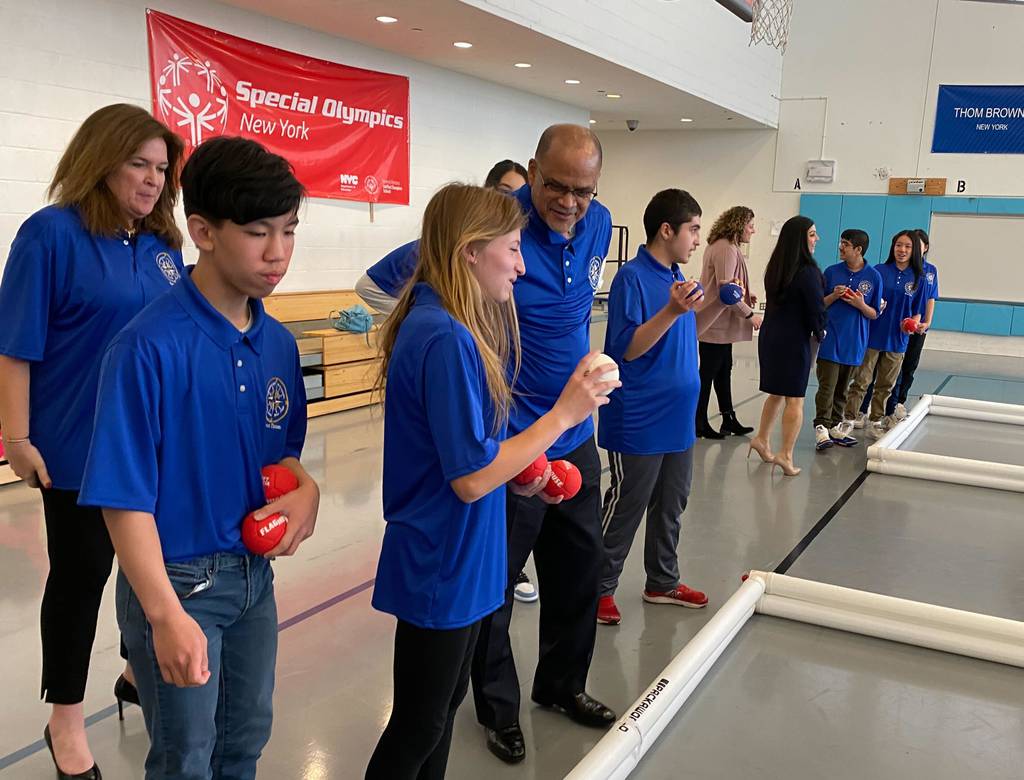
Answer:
[{"left": 597, "top": 189, "right": 707, "bottom": 625}]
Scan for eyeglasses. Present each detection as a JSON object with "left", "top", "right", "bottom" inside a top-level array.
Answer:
[{"left": 534, "top": 163, "right": 597, "bottom": 202}]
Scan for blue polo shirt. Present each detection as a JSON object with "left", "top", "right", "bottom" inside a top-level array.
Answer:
[
  {"left": 366, "top": 239, "right": 419, "bottom": 297},
  {"left": 511, "top": 184, "right": 613, "bottom": 457},
  {"left": 0, "top": 205, "right": 184, "bottom": 490},
  {"left": 79, "top": 268, "right": 307, "bottom": 562},
  {"left": 374, "top": 283, "right": 506, "bottom": 629},
  {"left": 818, "top": 262, "right": 883, "bottom": 366},
  {"left": 922, "top": 260, "right": 940, "bottom": 301},
  {"left": 868, "top": 262, "right": 927, "bottom": 353},
  {"left": 598, "top": 247, "right": 699, "bottom": 455}
]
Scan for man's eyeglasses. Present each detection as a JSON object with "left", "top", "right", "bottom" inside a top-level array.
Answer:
[{"left": 534, "top": 164, "right": 597, "bottom": 202}]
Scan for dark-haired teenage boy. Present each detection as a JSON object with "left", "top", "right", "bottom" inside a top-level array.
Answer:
[
  {"left": 80, "top": 136, "right": 319, "bottom": 780},
  {"left": 813, "top": 229, "right": 880, "bottom": 450},
  {"left": 597, "top": 189, "right": 707, "bottom": 626}
]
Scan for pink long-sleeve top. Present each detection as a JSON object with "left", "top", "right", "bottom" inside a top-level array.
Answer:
[{"left": 695, "top": 238, "right": 755, "bottom": 344}]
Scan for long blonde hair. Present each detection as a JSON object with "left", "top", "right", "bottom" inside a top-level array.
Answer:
[
  {"left": 378, "top": 184, "right": 527, "bottom": 430},
  {"left": 707, "top": 205, "right": 754, "bottom": 246},
  {"left": 49, "top": 104, "right": 184, "bottom": 248}
]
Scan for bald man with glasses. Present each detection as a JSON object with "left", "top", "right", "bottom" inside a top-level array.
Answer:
[{"left": 471, "top": 124, "right": 618, "bottom": 765}]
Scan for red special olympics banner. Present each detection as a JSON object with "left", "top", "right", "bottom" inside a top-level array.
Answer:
[{"left": 146, "top": 10, "right": 410, "bottom": 204}]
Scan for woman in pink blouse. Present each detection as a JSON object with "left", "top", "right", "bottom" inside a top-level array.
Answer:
[{"left": 694, "top": 206, "right": 762, "bottom": 438}]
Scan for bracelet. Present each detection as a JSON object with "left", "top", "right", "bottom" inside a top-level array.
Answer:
[
  {"left": 745, "top": 311, "right": 754, "bottom": 320},
  {"left": 2, "top": 435, "right": 29, "bottom": 445}
]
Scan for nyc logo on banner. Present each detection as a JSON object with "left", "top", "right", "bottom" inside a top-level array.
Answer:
[
  {"left": 146, "top": 10, "right": 410, "bottom": 203},
  {"left": 932, "top": 84, "right": 1024, "bottom": 155}
]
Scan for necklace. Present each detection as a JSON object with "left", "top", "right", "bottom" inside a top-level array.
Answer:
[{"left": 124, "top": 224, "right": 138, "bottom": 240}]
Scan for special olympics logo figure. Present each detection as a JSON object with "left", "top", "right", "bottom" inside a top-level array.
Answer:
[{"left": 156, "top": 51, "right": 229, "bottom": 148}]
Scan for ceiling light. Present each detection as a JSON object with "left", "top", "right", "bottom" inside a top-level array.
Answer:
[
  {"left": 565, "top": 79, "right": 581, "bottom": 85},
  {"left": 514, "top": 62, "right": 532, "bottom": 68},
  {"left": 375, "top": 16, "right": 398, "bottom": 24},
  {"left": 453, "top": 41, "right": 473, "bottom": 48},
  {"left": 589, "top": 119, "right": 597, "bottom": 124},
  {"left": 606, "top": 93, "right": 621, "bottom": 99},
  {"left": 679, "top": 117, "right": 693, "bottom": 122}
]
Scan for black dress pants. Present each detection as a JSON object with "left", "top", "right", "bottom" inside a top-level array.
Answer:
[
  {"left": 471, "top": 437, "right": 603, "bottom": 730},
  {"left": 366, "top": 619, "right": 481, "bottom": 780},
  {"left": 696, "top": 341, "right": 735, "bottom": 424},
  {"left": 39, "top": 488, "right": 116, "bottom": 704}
]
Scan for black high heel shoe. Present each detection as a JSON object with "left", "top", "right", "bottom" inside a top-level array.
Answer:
[
  {"left": 43, "top": 725, "right": 102, "bottom": 780},
  {"left": 114, "top": 675, "right": 140, "bottom": 721}
]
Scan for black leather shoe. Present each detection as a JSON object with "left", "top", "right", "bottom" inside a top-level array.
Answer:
[
  {"left": 114, "top": 675, "right": 140, "bottom": 722},
  {"left": 485, "top": 724, "right": 526, "bottom": 764},
  {"left": 534, "top": 692, "right": 617, "bottom": 728},
  {"left": 719, "top": 411, "right": 754, "bottom": 436},
  {"left": 695, "top": 420, "right": 725, "bottom": 439}
]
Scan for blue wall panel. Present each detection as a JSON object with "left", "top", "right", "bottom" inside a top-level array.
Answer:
[
  {"left": 976, "top": 198, "right": 1024, "bottom": 215},
  {"left": 929, "top": 197, "right": 979, "bottom": 214},
  {"left": 931, "top": 300, "right": 966, "bottom": 332},
  {"left": 880, "top": 197, "right": 934, "bottom": 258},
  {"left": 837, "top": 195, "right": 887, "bottom": 263},
  {"left": 800, "top": 194, "right": 843, "bottom": 268},
  {"left": 1011, "top": 306, "right": 1024, "bottom": 337},
  {"left": 964, "top": 303, "right": 1013, "bottom": 336}
]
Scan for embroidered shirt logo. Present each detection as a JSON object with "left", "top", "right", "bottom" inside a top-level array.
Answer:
[
  {"left": 588, "top": 255, "right": 604, "bottom": 290},
  {"left": 857, "top": 280, "right": 873, "bottom": 295},
  {"left": 265, "top": 377, "right": 289, "bottom": 429},
  {"left": 156, "top": 252, "right": 181, "bottom": 284}
]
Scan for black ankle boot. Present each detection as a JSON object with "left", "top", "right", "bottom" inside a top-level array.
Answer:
[
  {"left": 696, "top": 419, "right": 725, "bottom": 439},
  {"left": 719, "top": 411, "right": 753, "bottom": 436}
]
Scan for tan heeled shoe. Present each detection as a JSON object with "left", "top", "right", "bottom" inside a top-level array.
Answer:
[
  {"left": 770, "top": 455, "right": 801, "bottom": 477},
  {"left": 747, "top": 439, "right": 773, "bottom": 463}
]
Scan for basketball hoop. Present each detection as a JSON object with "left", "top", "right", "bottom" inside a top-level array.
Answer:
[{"left": 750, "top": 0, "right": 794, "bottom": 52}]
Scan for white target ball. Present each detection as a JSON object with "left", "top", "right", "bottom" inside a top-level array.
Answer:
[{"left": 588, "top": 353, "right": 619, "bottom": 396}]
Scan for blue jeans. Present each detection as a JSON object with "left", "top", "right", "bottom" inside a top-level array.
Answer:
[{"left": 117, "top": 554, "right": 277, "bottom": 780}]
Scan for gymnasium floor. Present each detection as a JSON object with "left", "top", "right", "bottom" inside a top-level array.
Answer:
[{"left": 2, "top": 323, "right": 1023, "bottom": 779}]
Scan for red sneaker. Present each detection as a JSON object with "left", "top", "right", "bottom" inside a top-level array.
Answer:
[
  {"left": 642, "top": 584, "right": 708, "bottom": 609},
  {"left": 597, "top": 595, "right": 621, "bottom": 625}
]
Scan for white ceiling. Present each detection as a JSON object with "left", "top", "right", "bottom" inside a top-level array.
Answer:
[{"left": 220, "top": 0, "right": 769, "bottom": 131}]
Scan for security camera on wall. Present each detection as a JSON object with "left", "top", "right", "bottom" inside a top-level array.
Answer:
[{"left": 626, "top": 119, "right": 639, "bottom": 132}]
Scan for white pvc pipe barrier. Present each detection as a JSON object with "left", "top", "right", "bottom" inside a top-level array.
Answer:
[
  {"left": 866, "top": 457, "right": 1024, "bottom": 492},
  {"left": 867, "top": 394, "right": 931, "bottom": 456},
  {"left": 927, "top": 407, "right": 1024, "bottom": 426},
  {"left": 564, "top": 576, "right": 765, "bottom": 780},
  {"left": 930, "top": 395, "right": 1024, "bottom": 417},
  {"left": 568, "top": 571, "right": 1024, "bottom": 779},
  {"left": 869, "top": 447, "right": 1024, "bottom": 476}
]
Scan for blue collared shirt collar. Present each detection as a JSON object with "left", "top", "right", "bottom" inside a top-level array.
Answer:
[{"left": 174, "top": 265, "right": 266, "bottom": 354}]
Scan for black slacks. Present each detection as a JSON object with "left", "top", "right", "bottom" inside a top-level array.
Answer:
[
  {"left": 366, "top": 619, "right": 481, "bottom": 780},
  {"left": 39, "top": 488, "right": 116, "bottom": 704},
  {"left": 471, "top": 437, "right": 603, "bottom": 730},
  {"left": 696, "top": 341, "right": 735, "bottom": 424}
]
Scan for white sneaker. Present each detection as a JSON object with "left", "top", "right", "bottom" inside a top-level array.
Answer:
[
  {"left": 852, "top": 412, "right": 868, "bottom": 429},
  {"left": 513, "top": 571, "right": 538, "bottom": 603},
  {"left": 894, "top": 403, "right": 908, "bottom": 421},
  {"left": 867, "top": 420, "right": 887, "bottom": 439},
  {"left": 829, "top": 422, "right": 858, "bottom": 447},
  {"left": 814, "top": 424, "right": 833, "bottom": 451}
]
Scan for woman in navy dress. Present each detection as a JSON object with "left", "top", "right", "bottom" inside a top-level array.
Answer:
[{"left": 749, "top": 216, "right": 826, "bottom": 476}]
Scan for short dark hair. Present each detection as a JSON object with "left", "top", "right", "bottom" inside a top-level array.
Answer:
[
  {"left": 840, "top": 228, "right": 869, "bottom": 256},
  {"left": 182, "top": 136, "right": 304, "bottom": 224},
  {"left": 643, "top": 189, "right": 702, "bottom": 243},
  {"left": 484, "top": 160, "right": 528, "bottom": 189}
]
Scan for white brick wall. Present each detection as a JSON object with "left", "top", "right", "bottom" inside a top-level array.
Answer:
[
  {"left": 460, "top": 0, "right": 784, "bottom": 126},
  {"left": 0, "top": 0, "right": 587, "bottom": 290}
]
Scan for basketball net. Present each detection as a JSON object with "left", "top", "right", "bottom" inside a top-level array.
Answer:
[{"left": 750, "top": 0, "right": 794, "bottom": 52}]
